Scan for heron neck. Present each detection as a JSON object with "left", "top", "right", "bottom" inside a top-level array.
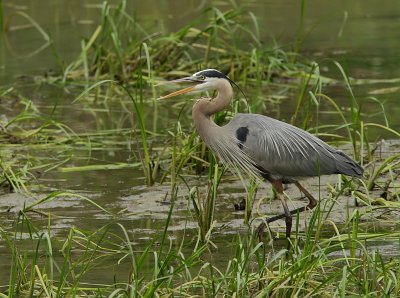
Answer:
[{"left": 192, "top": 79, "right": 233, "bottom": 135}]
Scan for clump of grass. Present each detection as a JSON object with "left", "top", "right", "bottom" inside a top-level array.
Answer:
[
  {"left": 123, "top": 78, "right": 158, "bottom": 186},
  {"left": 189, "top": 160, "right": 224, "bottom": 243},
  {"left": 63, "top": 2, "right": 307, "bottom": 90},
  {"left": 0, "top": 97, "right": 77, "bottom": 193},
  {"left": 0, "top": 157, "right": 32, "bottom": 193}
]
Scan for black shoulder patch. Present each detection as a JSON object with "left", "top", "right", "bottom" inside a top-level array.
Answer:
[{"left": 236, "top": 127, "right": 249, "bottom": 149}]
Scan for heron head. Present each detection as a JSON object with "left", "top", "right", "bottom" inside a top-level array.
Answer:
[{"left": 158, "top": 69, "right": 230, "bottom": 99}]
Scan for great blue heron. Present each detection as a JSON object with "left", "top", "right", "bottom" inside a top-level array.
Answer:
[{"left": 159, "top": 69, "right": 363, "bottom": 238}]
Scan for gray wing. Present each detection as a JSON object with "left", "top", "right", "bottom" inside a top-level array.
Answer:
[{"left": 224, "top": 113, "right": 363, "bottom": 179}]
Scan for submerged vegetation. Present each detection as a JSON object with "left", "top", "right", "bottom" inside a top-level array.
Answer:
[{"left": 1, "top": 1, "right": 400, "bottom": 297}]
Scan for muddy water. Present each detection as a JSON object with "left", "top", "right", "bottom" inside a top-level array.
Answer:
[{"left": 1, "top": 0, "right": 400, "bottom": 285}]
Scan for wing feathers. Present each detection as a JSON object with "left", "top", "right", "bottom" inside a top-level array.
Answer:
[{"left": 225, "top": 114, "right": 363, "bottom": 179}]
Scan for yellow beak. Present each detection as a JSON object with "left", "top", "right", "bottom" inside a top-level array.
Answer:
[{"left": 158, "top": 85, "right": 196, "bottom": 100}]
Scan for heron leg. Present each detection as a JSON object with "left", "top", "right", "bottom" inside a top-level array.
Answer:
[
  {"left": 256, "top": 180, "right": 292, "bottom": 239},
  {"left": 273, "top": 181, "right": 292, "bottom": 238},
  {"left": 294, "top": 181, "right": 317, "bottom": 209},
  {"left": 266, "top": 181, "right": 317, "bottom": 223}
]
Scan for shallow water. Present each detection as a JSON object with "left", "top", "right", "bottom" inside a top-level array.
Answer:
[{"left": 1, "top": 0, "right": 400, "bottom": 286}]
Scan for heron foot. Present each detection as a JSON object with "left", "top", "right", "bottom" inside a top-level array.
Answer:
[
  {"left": 257, "top": 181, "right": 318, "bottom": 242},
  {"left": 255, "top": 220, "right": 291, "bottom": 251},
  {"left": 255, "top": 222, "right": 266, "bottom": 242},
  {"left": 284, "top": 216, "right": 292, "bottom": 239},
  {"left": 257, "top": 201, "right": 315, "bottom": 241}
]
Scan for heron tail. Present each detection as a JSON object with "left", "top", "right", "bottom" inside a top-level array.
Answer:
[{"left": 334, "top": 151, "right": 364, "bottom": 178}]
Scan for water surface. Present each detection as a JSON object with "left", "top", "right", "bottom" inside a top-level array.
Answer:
[{"left": 1, "top": 0, "right": 400, "bottom": 286}]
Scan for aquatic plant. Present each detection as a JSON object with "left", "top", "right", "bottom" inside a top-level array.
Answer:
[{"left": 1, "top": 1, "right": 400, "bottom": 297}]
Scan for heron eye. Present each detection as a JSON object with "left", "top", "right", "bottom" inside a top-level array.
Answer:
[{"left": 199, "top": 75, "right": 206, "bottom": 80}]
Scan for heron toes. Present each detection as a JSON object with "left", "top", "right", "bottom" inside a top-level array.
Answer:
[
  {"left": 255, "top": 218, "right": 292, "bottom": 242},
  {"left": 284, "top": 216, "right": 292, "bottom": 239},
  {"left": 255, "top": 222, "right": 266, "bottom": 242}
]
